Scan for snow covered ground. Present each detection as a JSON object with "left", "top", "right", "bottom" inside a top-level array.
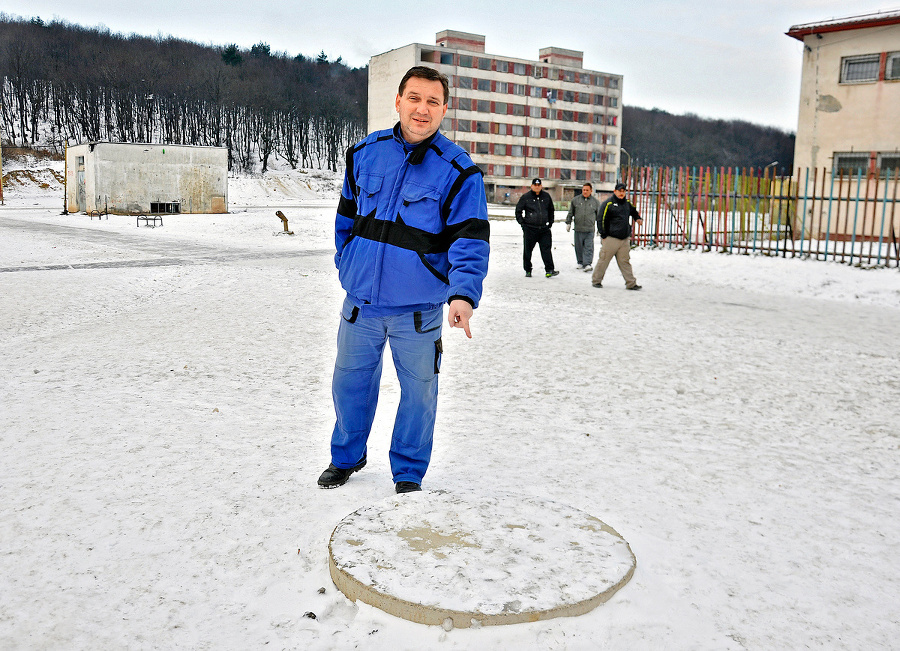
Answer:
[{"left": 1, "top": 159, "right": 899, "bottom": 649}]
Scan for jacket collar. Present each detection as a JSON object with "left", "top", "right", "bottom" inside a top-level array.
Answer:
[{"left": 392, "top": 122, "right": 439, "bottom": 165}]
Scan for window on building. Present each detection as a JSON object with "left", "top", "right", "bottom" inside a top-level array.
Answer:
[
  {"left": 476, "top": 58, "right": 492, "bottom": 70},
  {"left": 476, "top": 142, "right": 490, "bottom": 154},
  {"left": 470, "top": 99, "right": 486, "bottom": 112},
  {"left": 833, "top": 152, "right": 869, "bottom": 176},
  {"left": 877, "top": 153, "right": 900, "bottom": 177},
  {"left": 560, "top": 169, "right": 571, "bottom": 180},
  {"left": 608, "top": 97, "right": 618, "bottom": 108},
  {"left": 528, "top": 147, "right": 541, "bottom": 158},
  {"left": 563, "top": 90, "right": 575, "bottom": 102},
  {"left": 560, "top": 149, "right": 572, "bottom": 161},
  {"left": 576, "top": 169, "right": 587, "bottom": 181},
  {"left": 513, "top": 63, "right": 526, "bottom": 75},
  {"left": 840, "top": 54, "right": 880, "bottom": 83},
  {"left": 547, "top": 129, "right": 556, "bottom": 139},
  {"left": 887, "top": 52, "right": 900, "bottom": 80},
  {"left": 608, "top": 134, "right": 616, "bottom": 145},
  {"left": 440, "top": 52, "right": 454, "bottom": 65},
  {"left": 511, "top": 165, "right": 523, "bottom": 177},
  {"left": 560, "top": 110, "right": 573, "bottom": 122},
  {"left": 495, "top": 102, "right": 507, "bottom": 114},
  {"left": 530, "top": 85, "right": 543, "bottom": 98},
  {"left": 575, "top": 150, "right": 588, "bottom": 162},
  {"left": 510, "top": 125, "right": 525, "bottom": 137},
  {"left": 496, "top": 61, "right": 509, "bottom": 73},
  {"left": 530, "top": 106, "right": 542, "bottom": 118},
  {"left": 512, "top": 104, "right": 526, "bottom": 116},
  {"left": 609, "top": 78, "right": 619, "bottom": 89},
  {"left": 513, "top": 84, "right": 526, "bottom": 95},
  {"left": 495, "top": 144, "right": 507, "bottom": 156},
  {"left": 528, "top": 167, "right": 540, "bottom": 178},
  {"left": 510, "top": 145, "right": 524, "bottom": 157},
  {"left": 474, "top": 121, "right": 489, "bottom": 133},
  {"left": 563, "top": 70, "right": 575, "bottom": 82},
  {"left": 477, "top": 78, "right": 491, "bottom": 92},
  {"left": 607, "top": 115, "right": 617, "bottom": 126},
  {"left": 496, "top": 82, "right": 508, "bottom": 93},
  {"left": 457, "top": 119, "right": 471, "bottom": 132},
  {"left": 495, "top": 123, "right": 508, "bottom": 135},
  {"left": 529, "top": 126, "right": 541, "bottom": 138},
  {"left": 459, "top": 55, "right": 473, "bottom": 68},
  {"left": 560, "top": 130, "right": 573, "bottom": 142},
  {"left": 458, "top": 76, "right": 472, "bottom": 90},
  {"left": 577, "top": 113, "right": 590, "bottom": 124},
  {"left": 456, "top": 98, "right": 472, "bottom": 111}
]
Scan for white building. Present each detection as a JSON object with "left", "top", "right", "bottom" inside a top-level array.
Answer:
[
  {"left": 787, "top": 11, "right": 900, "bottom": 176},
  {"left": 65, "top": 142, "right": 228, "bottom": 215},
  {"left": 368, "top": 30, "right": 623, "bottom": 202}
]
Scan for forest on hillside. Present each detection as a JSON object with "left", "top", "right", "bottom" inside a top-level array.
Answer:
[
  {"left": 0, "top": 14, "right": 367, "bottom": 172},
  {"left": 0, "top": 14, "right": 794, "bottom": 173},
  {"left": 622, "top": 106, "right": 795, "bottom": 170}
]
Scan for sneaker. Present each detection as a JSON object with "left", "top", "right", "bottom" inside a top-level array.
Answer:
[
  {"left": 627, "top": 284, "right": 642, "bottom": 291},
  {"left": 317, "top": 457, "right": 367, "bottom": 488},
  {"left": 583, "top": 264, "right": 593, "bottom": 272},
  {"left": 395, "top": 481, "right": 422, "bottom": 494},
  {"left": 525, "top": 271, "right": 532, "bottom": 277},
  {"left": 576, "top": 264, "right": 585, "bottom": 270},
  {"left": 545, "top": 270, "right": 560, "bottom": 278},
  {"left": 592, "top": 282, "right": 603, "bottom": 288}
]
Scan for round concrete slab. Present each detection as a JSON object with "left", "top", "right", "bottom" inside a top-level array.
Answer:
[{"left": 328, "top": 490, "right": 636, "bottom": 628}]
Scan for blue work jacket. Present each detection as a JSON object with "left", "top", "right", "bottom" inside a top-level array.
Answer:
[{"left": 335, "top": 124, "right": 490, "bottom": 313}]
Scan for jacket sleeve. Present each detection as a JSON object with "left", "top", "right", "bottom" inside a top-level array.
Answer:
[
  {"left": 598, "top": 199, "right": 611, "bottom": 237},
  {"left": 334, "top": 147, "right": 358, "bottom": 267},
  {"left": 547, "top": 196, "right": 555, "bottom": 225},
  {"left": 444, "top": 168, "right": 490, "bottom": 309},
  {"left": 630, "top": 202, "right": 642, "bottom": 220},
  {"left": 565, "top": 198, "right": 575, "bottom": 224},
  {"left": 514, "top": 194, "right": 526, "bottom": 224}
]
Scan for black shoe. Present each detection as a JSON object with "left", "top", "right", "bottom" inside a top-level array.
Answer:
[
  {"left": 395, "top": 481, "right": 422, "bottom": 494},
  {"left": 627, "top": 284, "right": 642, "bottom": 291},
  {"left": 317, "top": 457, "right": 366, "bottom": 488},
  {"left": 545, "top": 270, "right": 559, "bottom": 278},
  {"left": 525, "top": 271, "right": 532, "bottom": 277},
  {"left": 592, "top": 282, "right": 603, "bottom": 288}
]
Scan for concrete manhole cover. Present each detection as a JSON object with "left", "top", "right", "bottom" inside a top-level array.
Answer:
[{"left": 328, "top": 490, "right": 636, "bottom": 628}]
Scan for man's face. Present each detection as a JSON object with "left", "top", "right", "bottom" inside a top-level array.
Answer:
[
  {"left": 395, "top": 77, "right": 447, "bottom": 144},
  {"left": 614, "top": 188, "right": 626, "bottom": 199},
  {"left": 581, "top": 185, "right": 592, "bottom": 198},
  {"left": 531, "top": 183, "right": 542, "bottom": 193}
]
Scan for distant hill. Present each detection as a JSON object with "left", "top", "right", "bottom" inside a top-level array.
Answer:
[{"left": 621, "top": 106, "right": 795, "bottom": 171}]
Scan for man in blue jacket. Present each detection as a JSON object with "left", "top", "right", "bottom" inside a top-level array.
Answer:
[
  {"left": 317, "top": 66, "right": 490, "bottom": 494},
  {"left": 591, "top": 182, "right": 643, "bottom": 290}
]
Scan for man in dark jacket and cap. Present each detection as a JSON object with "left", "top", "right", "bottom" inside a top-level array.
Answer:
[
  {"left": 515, "top": 178, "right": 559, "bottom": 278},
  {"left": 591, "top": 182, "right": 643, "bottom": 290}
]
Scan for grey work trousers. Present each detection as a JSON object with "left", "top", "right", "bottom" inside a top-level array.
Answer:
[
  {"left": 573, "top": 230, "right": 594, "bottom": 266},
  {"left": 591, "top": 236, "right": 638, "bottom": 288}
]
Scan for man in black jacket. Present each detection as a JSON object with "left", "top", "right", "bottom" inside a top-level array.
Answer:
[
  {"left": 515, "top": 178, "right": 558, "bottom": 278},
  {"left": 591, "top": 182, "right": 643, "bottom": 290}
]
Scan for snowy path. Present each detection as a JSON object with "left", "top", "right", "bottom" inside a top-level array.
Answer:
[{"left": 1, "top": 206, "right": 899, "bottom": 649}]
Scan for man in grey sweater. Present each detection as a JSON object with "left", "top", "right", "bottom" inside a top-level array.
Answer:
[{"left": 565, "top": 182, "right": 601, "bottom": 271}]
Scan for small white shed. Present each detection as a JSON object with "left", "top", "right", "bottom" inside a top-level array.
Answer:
[{"left": 65, "top": 142, "right": 228, "bottom": 215}]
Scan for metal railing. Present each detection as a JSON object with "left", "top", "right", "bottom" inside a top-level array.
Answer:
[{"left": 621, "top": 166, "right": 900, "bottom": 269}]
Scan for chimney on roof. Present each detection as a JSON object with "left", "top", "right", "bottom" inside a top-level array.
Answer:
[
  {"left": 435, "top": 30, "right": 486, "bottom": 53},
  {"left": 538, "top": 47, "right": 584, "bottom": 68}
]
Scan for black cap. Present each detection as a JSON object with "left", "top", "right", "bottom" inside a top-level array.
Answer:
[
  {"left": 531, "top": 178, "right": 542, "bottom": 185},
  {"left": 614, "top": 182, "right": 626, "bottom": 191}
]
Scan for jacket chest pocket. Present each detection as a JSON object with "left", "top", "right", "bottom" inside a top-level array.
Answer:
[
  {"left": 356, "top": 173, "right": 383, "bottom": 216},
  {"left": 399, "top": 182, "right": 442, "bottom": 232}
]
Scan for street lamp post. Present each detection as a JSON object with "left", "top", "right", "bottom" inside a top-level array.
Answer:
[{"left": 620, "top": 147, "right": 631, "bottom": 185}]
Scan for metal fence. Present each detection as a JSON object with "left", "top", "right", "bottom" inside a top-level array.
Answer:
[{"left": 622, "top": 166, "right": 900, "bottom": 269}]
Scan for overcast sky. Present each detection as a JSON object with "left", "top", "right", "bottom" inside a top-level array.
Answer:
[{"left": 6, "top": 1, "right": 898, "bottom": 131}]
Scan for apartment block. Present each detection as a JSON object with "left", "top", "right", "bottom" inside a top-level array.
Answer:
[{"left": 368, "top": 30, "right": 623, "bottom": 202}]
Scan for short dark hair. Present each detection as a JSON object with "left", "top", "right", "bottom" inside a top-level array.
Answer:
[
  {"left": 582, "top": 182, "right": 593, "bottom": 189},
  {"left": 398, "top": 66, "right": 450, "bottom": 104}
]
